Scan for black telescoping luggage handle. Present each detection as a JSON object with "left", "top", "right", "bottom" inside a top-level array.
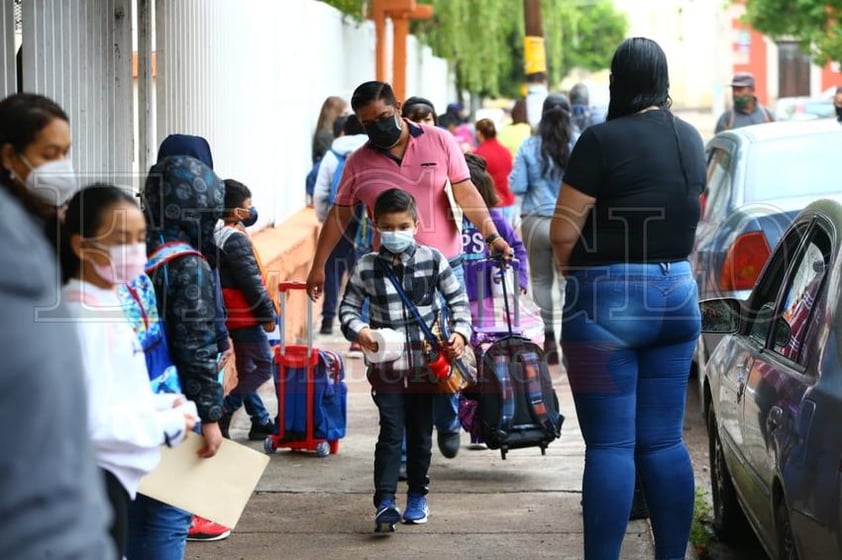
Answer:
[{"left": 475, "top": 256, "right": 520, "bottom": 336}]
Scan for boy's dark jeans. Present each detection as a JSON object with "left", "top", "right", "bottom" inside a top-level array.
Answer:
[
  {"left": 223, "top": 326, "right": 273, "bottom": 419},
  {"left": 370, "top": 372, "right": 434, "bottom": 507}
]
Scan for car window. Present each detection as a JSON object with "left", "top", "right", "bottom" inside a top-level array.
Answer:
[
  {"left": 746, "top": 133, "right": 842, "bottom": 201},
  {"left": 744, "top": 221, "right": 811, "bottom": 345},
  {"left": 804, "top": 101, "right": 834, "bottom": 119},
  {"left": 703, "top": 148, "right": 732, "bottom": 221},
  {"left": 773, "top": 230, "right": 829, "bottom": 364}
]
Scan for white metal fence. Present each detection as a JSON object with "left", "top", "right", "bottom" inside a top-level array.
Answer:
[
  {"left": 3, "top": 0, "right": 453, "bottom": 226},
  {"left": 3, "top": 0, "right": 135, "bottom": 185}
]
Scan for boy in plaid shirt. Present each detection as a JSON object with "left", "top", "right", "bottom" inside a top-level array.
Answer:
[{"left": 339, "top": 188, "right": 471, "bottom": 532}]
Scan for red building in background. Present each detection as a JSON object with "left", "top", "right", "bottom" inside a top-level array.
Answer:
[{"left": 729, "top": 2, "right": 841, "bottom": 104}]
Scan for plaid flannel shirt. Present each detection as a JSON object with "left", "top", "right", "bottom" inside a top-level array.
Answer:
[{"left": 339, "top": 244, "right": 472, "bottom": 377}]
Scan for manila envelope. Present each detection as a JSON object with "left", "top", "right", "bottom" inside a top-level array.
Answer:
[{"left": 137, "top": 432, "right": 270, "bottom": 528}]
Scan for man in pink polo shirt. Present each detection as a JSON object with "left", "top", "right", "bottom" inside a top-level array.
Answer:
[
  {"left": 306, "top": 81, "right": 511, "bottom": 460},
  {"left": 306, "top": 81, "right": 510, "bottom": 286}
]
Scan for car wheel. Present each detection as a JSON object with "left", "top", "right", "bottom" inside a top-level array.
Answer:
[
  {"left": 707, "top": 407, "right": 751, "bottom": 541},
  {"left": 775, "top": 497, "right": 798, "bottom": 560}
]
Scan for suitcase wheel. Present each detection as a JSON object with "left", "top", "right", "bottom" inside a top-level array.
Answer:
[
  {"left": 263, "top": 437, "right": 276, "bottom": 455},
  {"left": 315, "top": 441, "right": 331, "bottom": 457}
]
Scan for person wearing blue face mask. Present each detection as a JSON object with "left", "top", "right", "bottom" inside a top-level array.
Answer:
[
  {"left": 214, "top": 179, "right": 277, "bottom": 441},
  {"left": 339, "top": 188, "right": 471, "bottom": 532}
]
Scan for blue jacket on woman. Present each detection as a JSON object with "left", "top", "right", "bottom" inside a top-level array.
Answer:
[{"left": 509, "top": 133, "right": 578, "bottom": 218}]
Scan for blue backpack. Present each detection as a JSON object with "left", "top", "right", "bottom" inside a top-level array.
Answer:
[
  {"left": 327, "top": 149, "right": 347, "bottom": 207},
  {"left": 305, "top": 158, "right": 321, "bottom": 203},
  {"left": 118, "top": 273, "right": 183, "bottom": 395}
]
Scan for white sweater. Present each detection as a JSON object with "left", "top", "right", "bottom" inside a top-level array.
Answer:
[{"left": 63, "top": 279, "right": 188, "bottom": 498}]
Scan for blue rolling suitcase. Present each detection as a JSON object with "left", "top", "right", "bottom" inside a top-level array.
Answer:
[{"left": 263, "top": 282, "right": 347, "bottom": 457}]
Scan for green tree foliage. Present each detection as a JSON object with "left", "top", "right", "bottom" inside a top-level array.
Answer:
[
  {"left": 744, "top": 0, "right": 842, "bottom": 66},
  {"left": 319, "top": 0, "right": 627, "bottom": 97},
  {"left": 415, "top": 0, "right": 627, "bottom": 97},
  {"left": 319, "top": 0, "right": 366, "bottom": 20}
]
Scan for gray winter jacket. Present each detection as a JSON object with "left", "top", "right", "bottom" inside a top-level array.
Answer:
[{"left": 0, "top": 186, "right": 113, "bottom": 559}]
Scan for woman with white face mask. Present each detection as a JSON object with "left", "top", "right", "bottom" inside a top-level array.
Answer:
[
  {"left": 0, "top": 93, "right": 114, "bottom": 558},
  {"left": 0, "top": 93, "right": 78, "bottom": 215},
  {"left": 59, "top": 185, "right": 198, "bottom": 558}
]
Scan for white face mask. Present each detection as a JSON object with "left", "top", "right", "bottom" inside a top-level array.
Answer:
[
  {"left": 90, "top": 242, "right": 147, "bottom": 285},
  {"left": 19, "top": 156, "right": 79, "bottom": 205}
]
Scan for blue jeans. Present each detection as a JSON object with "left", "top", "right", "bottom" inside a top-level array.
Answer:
[
  {"left": 224, "top": 392, "right": 270, "bottom": 424},
  {"left": 126, "top": 495, "right": 191, "bottom": 560},
  {"left": 561, "top": 261, "right": 699, "bottom": 560},
  {"left": 223, "top": 326, "right": 273, "bottom": 423}
]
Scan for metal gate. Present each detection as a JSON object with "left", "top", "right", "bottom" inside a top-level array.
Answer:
[{"left": 4, "top": 0, "right": 134, "bottom": 181}]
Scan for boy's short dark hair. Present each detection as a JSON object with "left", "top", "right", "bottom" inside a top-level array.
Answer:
[
  {"left": 464, "top": 153, "right": 499, "bottom": 208},
  {"left": 223, "top": 178, "right": 252, "bottom": 210},
  {"left": 343, "top": 114, "right": 365, "bottom": 136},
  {"left": 333, "top": 115, "right": 348, "bottom": 137},
  {"left": 374, "top": 188, "right": 418, "bottom": 221}
]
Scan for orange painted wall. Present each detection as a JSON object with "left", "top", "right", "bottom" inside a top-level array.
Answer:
[
  {"left": 821, "top": 63, "right": 842, "bottom": 93},
  {"left": 251, "top": 209, "right": 322, "bottom": 344}
]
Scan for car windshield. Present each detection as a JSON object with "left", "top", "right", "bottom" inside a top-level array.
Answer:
[{"left": 745, "top": 133, "right": 842, "bottom": 201}]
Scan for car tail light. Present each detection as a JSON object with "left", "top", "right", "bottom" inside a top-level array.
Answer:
[{"left": 719, "top": 231, "right": 771, "bottom": 291}]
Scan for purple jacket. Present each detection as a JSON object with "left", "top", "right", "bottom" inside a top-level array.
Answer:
[{"left": 461, "top": 209, "right": 528, "bottom": 300}]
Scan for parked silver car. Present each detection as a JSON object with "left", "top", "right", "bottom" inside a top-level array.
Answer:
[
  {"left": 692, "top": 120, "right": 842, "bottom": 374},
  {"left": 700, "top": 199, "right": 842, "bottom": 559},
  {"left": 773, "top": 96, "right": 835, "bottom": 122}
]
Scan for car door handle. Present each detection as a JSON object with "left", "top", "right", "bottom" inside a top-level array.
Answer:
[{"left": 767, "top": 406, "right": 783, "bottom": 432}]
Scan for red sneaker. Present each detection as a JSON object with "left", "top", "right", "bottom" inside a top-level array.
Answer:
[{"left": 187, "top": 515, "right": 231, "bottom": 542}]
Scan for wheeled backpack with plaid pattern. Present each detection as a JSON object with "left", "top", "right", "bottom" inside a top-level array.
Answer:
[{"left": 475, "top": 336, "right": 563, "bottom": 459}]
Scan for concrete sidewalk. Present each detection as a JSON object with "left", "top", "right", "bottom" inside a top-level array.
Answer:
[{"left": 186, "top": 338, "right": 656, "bottom": 559}]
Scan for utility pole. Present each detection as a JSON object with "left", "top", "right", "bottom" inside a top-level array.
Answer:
[{"left": 523, "top": 0, "right": 548, "bottom": 129}]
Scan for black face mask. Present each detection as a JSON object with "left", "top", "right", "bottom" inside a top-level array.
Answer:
[
  {"left": 365, "top": 114, "right": 403, "bottom": 149},
  {"left": 241, "top": 207, "right": 258, "bottom": 227},
  {"left": 836, "top": 105, "right": 842, "bottom": 120}
]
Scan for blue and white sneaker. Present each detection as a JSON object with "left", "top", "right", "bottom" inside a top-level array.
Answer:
[
  {"left": 374, "top": 497, "right": 401, "bottom": 533},
  {"left": 402, "top": 493, "right": 429, "bottom": 524}
]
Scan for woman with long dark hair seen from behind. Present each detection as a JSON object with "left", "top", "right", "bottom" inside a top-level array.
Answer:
[
  {"left": 0, "top": 93, "right": 113, "bottom": 558},
  {"left": 550, "top": 38, "right": 706, "bottom": 559},
  {"left": 509, "top": 93, "right": 577, "bottom": 365}
]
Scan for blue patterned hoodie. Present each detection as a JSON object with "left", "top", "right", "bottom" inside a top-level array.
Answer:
[{"left": 142, "top": 155, "right": 225, "bottom": 423}]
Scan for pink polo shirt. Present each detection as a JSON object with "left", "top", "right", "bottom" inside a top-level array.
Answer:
[{"left": 334, "top": 120, "right": 471, "bottom": 260}]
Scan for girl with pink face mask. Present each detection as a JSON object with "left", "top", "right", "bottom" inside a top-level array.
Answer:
[{"left": 59, "top": 184, "right": 198, "bottom": 558}]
